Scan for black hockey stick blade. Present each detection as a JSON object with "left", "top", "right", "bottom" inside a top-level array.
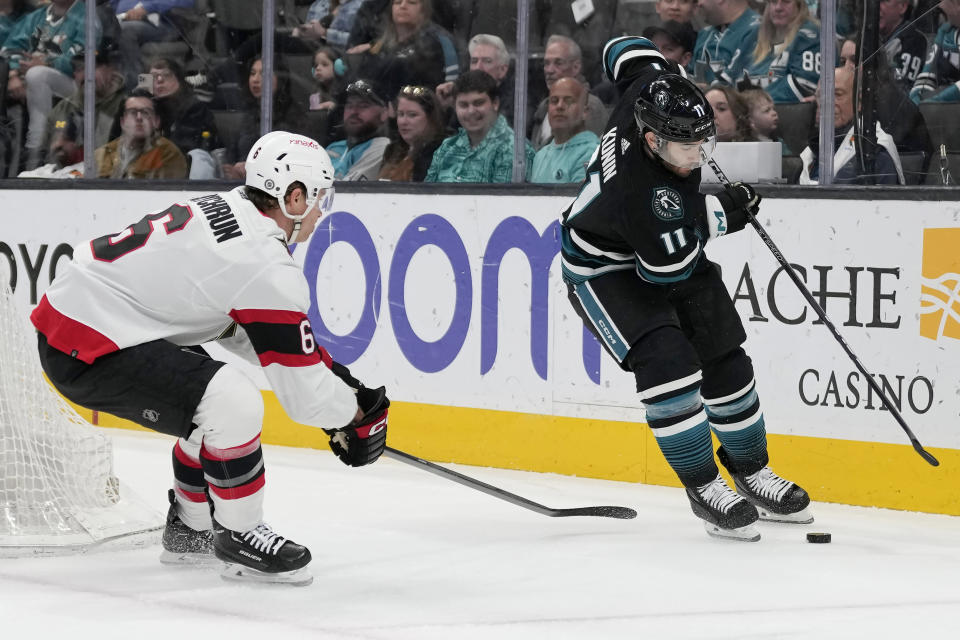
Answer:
[
  {"left": 383, "top": 446, "right": 637, "bottom": 519},
  {"left": 706, "top": 158, "right": 939, "bottom": 467}
]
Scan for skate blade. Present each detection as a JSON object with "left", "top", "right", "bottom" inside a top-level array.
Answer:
[
  {"left": 703, "top": 521, "right": 761, "bottom": 542},
  {"left": 159, "top": 549, "right": 220, "bottom": 566},
  {"left": 757, "top": 507, "right": 814, "bottom": 524},
  {"left": 220, "top": 563, "right": 313, "bottom": 586}
]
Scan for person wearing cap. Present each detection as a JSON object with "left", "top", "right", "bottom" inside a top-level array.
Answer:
[
  {"left": 530, "top": 77, "right": 598, "bottom": 184},
  {"left": 37, "top": 49, "right": 126, "bottom": 168},
  {"left": 18, "top": 117, "right": 84, "bottom": 178},
  {"left": 643, "top": 21, "right": 697, "bottom": 68},
  {"left": 326, "top": 78, "right": 390, "bottom": 181},
  {"left": 425, "top": 69, "right": 534, "bottom": 183}
]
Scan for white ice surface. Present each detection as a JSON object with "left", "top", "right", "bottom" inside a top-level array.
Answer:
[{"left": 1, "top": 429, "right": 957, "bottom": 640}]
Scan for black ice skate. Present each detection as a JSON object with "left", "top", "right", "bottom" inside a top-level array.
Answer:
[
  {"left": 731, "top": 466, "right": 814, "bottom": 524},
  {"left": 686, "top": 474, "right": 761, "bottom": 542},
  {"left": 160, "top": 489, "right": 216, "bottom": 565},
  {"left": 213, "top": 519, "right": 313, "bottom": 586}
]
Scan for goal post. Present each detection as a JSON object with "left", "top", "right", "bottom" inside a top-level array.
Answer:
[{"left": 0, "top": 282, "right": 163, "bottom": 556}]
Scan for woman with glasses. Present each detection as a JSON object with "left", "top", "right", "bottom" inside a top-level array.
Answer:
[
  {"left": 743, "top": 0, "right": 822, "bottom": 103},
  {"left": 379, "top": 85, "right": 447, "bottom": 181}
]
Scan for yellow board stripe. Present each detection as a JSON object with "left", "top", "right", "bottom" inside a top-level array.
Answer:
[{"left": 68, "top": 393, "right": 960, "bottom": 516}]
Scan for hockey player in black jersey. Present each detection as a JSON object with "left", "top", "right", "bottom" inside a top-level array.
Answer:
[
  {"left": 560, "top": 36, "right": 811, "bottom": 541},
  {"left": 33, "top": 131, "right": 389, "bottom": 583}
]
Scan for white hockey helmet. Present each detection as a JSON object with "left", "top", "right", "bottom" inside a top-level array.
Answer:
[{"left": 245, "top": 131, "right": 335, "bottom": 242}]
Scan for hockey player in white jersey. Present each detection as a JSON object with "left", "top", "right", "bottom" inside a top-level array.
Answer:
[{"left": 31, "top": 131, "right": 388, "bottom": 585}]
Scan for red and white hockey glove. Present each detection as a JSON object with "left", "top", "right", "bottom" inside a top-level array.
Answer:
[{"left": 325, "top": 385, "right": 389, "bottom": 467}]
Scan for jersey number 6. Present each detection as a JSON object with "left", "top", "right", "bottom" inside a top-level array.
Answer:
[{"left": 91, "top": 205, "right": 193, "bottom": 262}]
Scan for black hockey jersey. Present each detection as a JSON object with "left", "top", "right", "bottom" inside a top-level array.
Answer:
[{"left": 560, "top": 37, "right": 731, "bottom": 287}]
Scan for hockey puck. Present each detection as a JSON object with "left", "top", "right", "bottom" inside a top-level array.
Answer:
[{"left": 806, "top": 532, "right": 831, "bottom": 544}]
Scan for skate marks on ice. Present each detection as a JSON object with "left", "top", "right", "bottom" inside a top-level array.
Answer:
[{"left": 0, "top": 430, "right": 956, "bottom": 640}]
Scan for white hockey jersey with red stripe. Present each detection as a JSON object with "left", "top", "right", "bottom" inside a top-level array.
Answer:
[{"left": 31, "top": 186, "right": 358, "bottom": 430}]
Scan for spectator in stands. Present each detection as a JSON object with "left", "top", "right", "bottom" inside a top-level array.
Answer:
[
  {"left": 656, "top": 0, "right": 696, "bottom": 24},
  {"left": 308, "top": 45, "right": 343, "bottom": 112},
  {"left": 41, "top": 51, "right": 126, "bottom": 167},
  {"left": 378, "top": 84, "right": 446, "bottom": 181},
  {"left": 743, "top": 0, "right": 820, "bottom": 102},
  {"left": 326, "top": 78, "right": 390, "bottom": 180},
  {"left": 222, "top": 56, "right": 307, "bottom": 179},
  {"left": 529, "top": 35, "right": 608, "bottom": 150},
  {"left": 691, "top": 0, "right": 760, "bottom": 85},
  {"left": 910, "top": 0, "right": 960, "bottom": 103},
  {"left": 706, "top": 86, "right": 754, "bottom": 141},
  {"left": 346, "top": 0, "right": 459, "bottom": 96},
  {"left": 436, "top": 34, "right": 516, "bottom": 122},
  {"left": 292, "top": 0, "right": 336, "bottom": 42},
  {"left": 1, "top": 0, "right": 94, "bottom": 171},
  {"left": 643, "top": 21, "right": 697, "bottom": 68},
  {"left": 148, "top": 58, "right": 220, "bottom": 155},
  {"left": 841, "top": 35, "right": 934, "bottom": 161},
  {"left": 880, "top": 0, "right": 927, "bottom": 93},
  {"left": 530, "top": 77, "right": 598, "bottom": 184},
  {"left": 800, "top": 66, "right": 904, "bottom": 184},
  {"left": 18, "top": 117, "right": 84, "bottom": 178},
  {"left": 426, "top": 70, "right": 534, "bottom": 183},
  {"left": 0, "top": 0, "right": 29, "bottom": 46},
  {"left": 96, "top": 88, "right": 188, "bottom": 179},
  {"left": 327, "top": 0, "right": 364, "bottom": 50},
  {"left": 111, "top": 1, "right": 195, "bottom": 89},
  {"left": 740, "top": 86, "right": 791, "bottom": 152},
  {"left": 839, "top": 38, "right": 857, "bottom": 69}
]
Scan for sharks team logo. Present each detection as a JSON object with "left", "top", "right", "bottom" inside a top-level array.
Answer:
[{"left": 651, "top": 187, "right": 683, "bottom": 220}]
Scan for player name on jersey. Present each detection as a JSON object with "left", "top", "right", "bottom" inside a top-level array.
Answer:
[{"left": 193, "top": 194, "right": 243, "bottom": 243}]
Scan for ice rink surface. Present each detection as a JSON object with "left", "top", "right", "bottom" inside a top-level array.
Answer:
[{"left": 1, "top": 430, "right": 957, "bottom": 640}]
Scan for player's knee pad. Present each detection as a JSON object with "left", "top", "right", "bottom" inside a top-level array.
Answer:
[
  {"left": 193, "top": 365, "right": 263, "bottom": 447},
  {"left": 625, "top": 326, "right": 701, "bottom": 401}
]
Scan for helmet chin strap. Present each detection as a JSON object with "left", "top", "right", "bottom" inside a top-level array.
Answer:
[{"left": 277, "top": 196, "right": 305, "bottom": 244}]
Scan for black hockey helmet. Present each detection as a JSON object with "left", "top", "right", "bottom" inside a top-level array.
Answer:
[{"left": 634, "top": 74, "right": 715, "bottom": 143}]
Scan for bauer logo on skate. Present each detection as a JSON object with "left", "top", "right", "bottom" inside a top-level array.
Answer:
[{"left": 919, "top": 227, "right": 960, "bottom": 344}]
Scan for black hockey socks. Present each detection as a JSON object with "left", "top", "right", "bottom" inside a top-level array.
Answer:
[{"left": 172, "top": 439, "right": 208, "bottom": 504}]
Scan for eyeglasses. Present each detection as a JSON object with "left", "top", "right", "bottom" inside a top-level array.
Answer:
[{"left": 124, "top": 107, "right": 155, "bottom": 118}]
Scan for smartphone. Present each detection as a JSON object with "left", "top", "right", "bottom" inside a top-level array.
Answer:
[{"left": 137, "top": 73, "right": 154, "bottom": 94}]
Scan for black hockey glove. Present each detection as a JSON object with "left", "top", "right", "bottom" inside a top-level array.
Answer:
[
  {"left": 324, "top": 384, "right": 389, "bottom": 468},
  {"left": 715, "top": 182, "right": 761, "bottom": 234}
]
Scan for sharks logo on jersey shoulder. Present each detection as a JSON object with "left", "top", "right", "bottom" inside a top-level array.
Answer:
[{"left": 651, "top": 187, "right": 683, "bottom": 220}]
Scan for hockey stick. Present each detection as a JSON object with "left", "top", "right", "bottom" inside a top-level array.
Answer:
[
  {"left": 707, "top": 157, "right": 939, "bottom": 466},
  {"left": 382, "top": 446, "right": 638, "bottom": 519}
]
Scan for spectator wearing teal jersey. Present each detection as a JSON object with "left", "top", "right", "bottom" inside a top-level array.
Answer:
[
  {"left": 691, "top": 0, "right": 760, "bottom": 86},
  {"left": 744, "top": 0, "right": 821, "bottom": 103},
  {"left": 426, "top": 70, "right": 534, "bottom": 183},
  {"left": 530, "top": 77, "right": 599, "bottom": 184},
  {"left": 1, "top": 0, "right": 99, "bottom": 169},
  {"left": 0, "top": 0, "right": 29, "bottom": 45},
  {"left": 909, "top": 0, "right": 960, "bottom": 103}
]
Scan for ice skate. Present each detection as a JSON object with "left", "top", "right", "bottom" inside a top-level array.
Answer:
[
  {"left": 686, "top": 474, "right": 761, "bottom": 542},
  {"left": 731, "top": 466, "right": 814, "bottom": 524},
  {"left": 160, "top": 490, "right": 216, "bottom": 565},
  {"left": 213, "top": 519, "right": 313, "bottom": 586}
]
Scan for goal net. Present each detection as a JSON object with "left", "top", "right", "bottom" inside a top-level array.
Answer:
[{"left": 0, "top": 282, "right": 163, "bottom": 556}]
